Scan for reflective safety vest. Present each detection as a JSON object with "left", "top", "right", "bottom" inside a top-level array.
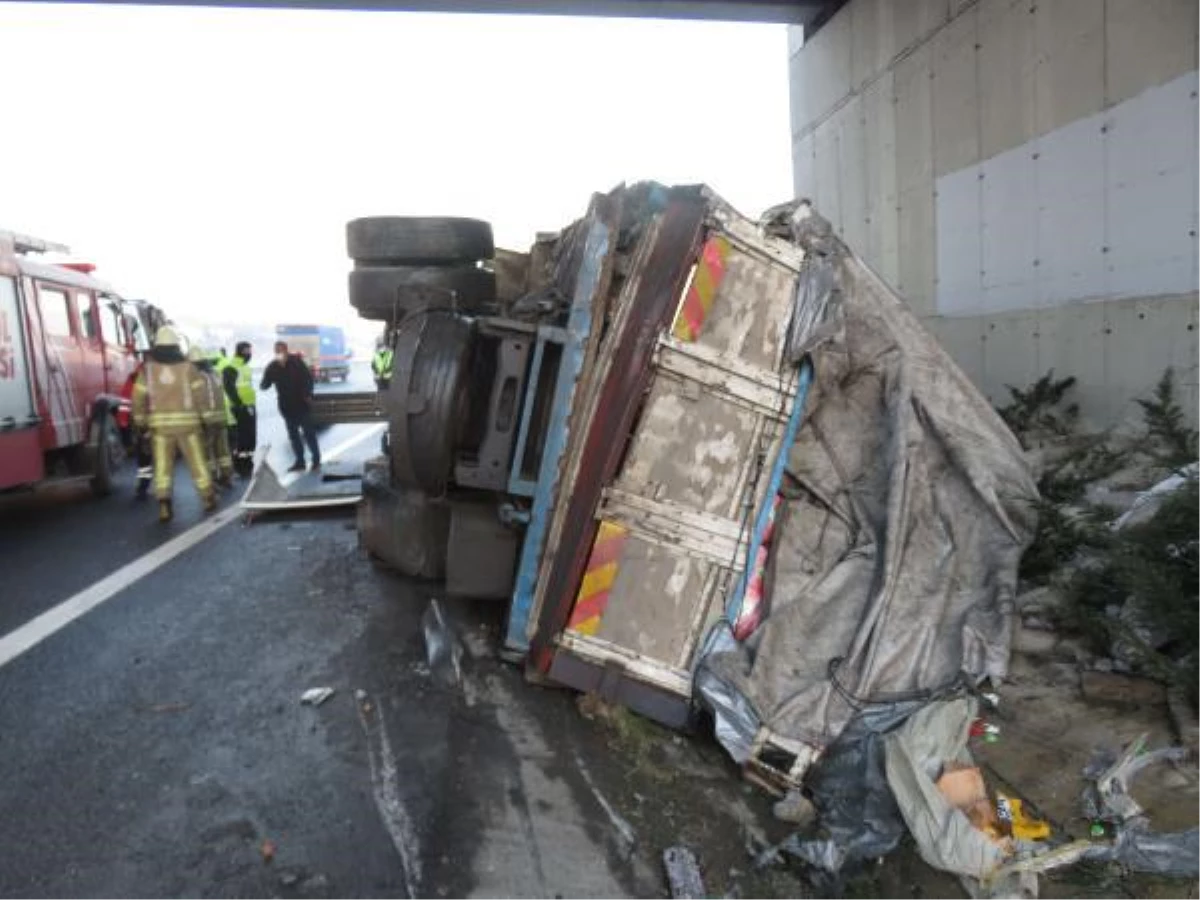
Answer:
[
  {"left": 372, "top": 348, "right": 394, "bottom": 380},
  {"left": 228, "top": 355, "right": 256, "bottom": 406},
  {"left": 132, "top": 360, "right": 205, "bottom": 435},
  {"left": 194, "top": 365, "right": 227, "bottom": 428},
  {"left": 211, "top": 354, "right": 236, "bottom": 426}
]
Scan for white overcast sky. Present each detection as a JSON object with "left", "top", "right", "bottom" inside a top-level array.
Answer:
[{"left": 0, "top": 3, "right": 792, "bottom": 335}]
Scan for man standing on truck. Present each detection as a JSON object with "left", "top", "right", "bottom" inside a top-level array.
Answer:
[
  {"left": 132, "top": 326, "right": 215, "bottom": 522},
  {"left": 260, "top": 340, "right": 322, "bottom": 473},
  {"left": 223, "top": 341, "right": 257, "bottom": 476},
  {"left": 371, "top": 335, "right": 393, "bottom": 391}
]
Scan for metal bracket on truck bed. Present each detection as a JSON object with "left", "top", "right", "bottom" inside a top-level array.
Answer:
[{"left": 308, "top": 392, "right": 386, "bottom": 427}]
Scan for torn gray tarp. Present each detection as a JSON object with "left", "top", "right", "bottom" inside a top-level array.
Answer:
[{"left": 701, "top": 210, "right": 1039, "bottom": 757}]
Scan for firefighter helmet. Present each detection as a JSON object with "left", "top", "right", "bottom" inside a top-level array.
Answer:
[{"left": 154, "top": 325, "right": 181, "bottom": 347}]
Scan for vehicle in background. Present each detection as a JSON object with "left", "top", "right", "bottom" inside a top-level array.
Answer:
[
  {"left": 0, "top": 230, "right": 166, "bottom": 496},
  {"left": 274, "top": 323, "right": 351, "bottom": 383}
]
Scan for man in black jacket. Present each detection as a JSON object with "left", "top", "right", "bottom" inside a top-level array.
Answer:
[{"left": 260, "top": 341, "right": 322, "bottom": 472}]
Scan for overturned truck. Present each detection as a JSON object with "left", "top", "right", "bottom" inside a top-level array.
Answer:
[{"left": 318, "top": 184, "right": 1037, "bottom": 801}]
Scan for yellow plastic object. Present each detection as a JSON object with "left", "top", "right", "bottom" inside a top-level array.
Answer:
[{"left": 1006, "top": 795, "right": 1052, "bottom": 841}]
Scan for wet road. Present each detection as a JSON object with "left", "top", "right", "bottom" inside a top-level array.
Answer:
[{"left": 0, "top": 362, "right": 655, "bottom": 899}]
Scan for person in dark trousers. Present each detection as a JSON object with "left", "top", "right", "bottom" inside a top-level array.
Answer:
[
  {"left": 223, "top": 341, "right": 257, "bottom": 476},
  {"left": 260, "top": 340, "right": 322, "bottom": 472}
]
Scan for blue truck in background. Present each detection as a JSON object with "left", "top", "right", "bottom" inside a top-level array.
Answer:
[{"left": 275, "top": 323, "right": 351, "bottom": 383}]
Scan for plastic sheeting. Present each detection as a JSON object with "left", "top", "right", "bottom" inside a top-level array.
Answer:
[
  {"left": 702, "top": 214, "right": 1038, "bottom": 755},
  {"left": 774, "top": 700, "right": 923, "bottom": 880},
  {"left": 883, "top": 698, "right": 1008, "bottom": 880}
]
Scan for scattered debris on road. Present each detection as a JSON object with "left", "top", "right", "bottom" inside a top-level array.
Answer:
[
  {"left": 300, "top": 687, "right": 335, "bottom": 706},
  {"left": 662, "top": 846, "right": 705, "bottom": 899},
  {"left": 422, "top": 599, "right": 463, "bottom": 689}
]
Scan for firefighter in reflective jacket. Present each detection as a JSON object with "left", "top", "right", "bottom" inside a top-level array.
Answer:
[
  {"left": 210, "top": 349, "right": 238, "bottom": 460},
  {"left": 371, "top": 335, "right": 393, "bottom": 391},
  {"left": 189, "top": 346, "right": 234, "bottom": 487},
  {"left": 132, "top": 326, "right": 215, "bottom": 522}
]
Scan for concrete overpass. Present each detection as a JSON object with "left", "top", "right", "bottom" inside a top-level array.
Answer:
[{"left": 34, "top": 0, "right": 845, "bottom": 27}]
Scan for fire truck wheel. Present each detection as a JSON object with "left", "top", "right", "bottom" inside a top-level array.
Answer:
[
  {"left": 387, "top": 311, "right": 473, "bottom": 495},
  {"left": 89, "top": 410, "right": 123, "bottom": 498},
  {"left": 348, "top": 265, "right": 496, "bottom": 321},
  {"left": 346, "top": 217, "right": 494, "bottom": 265}
]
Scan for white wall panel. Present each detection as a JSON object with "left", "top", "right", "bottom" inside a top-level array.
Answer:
[
  {"left": 980, "top": 146, "right": 1037, "bottom": 312},
  {"left": 934, "top": 166, "right": 981, "bottom": 315},
  {"left": 1107, "top": 170, "right": 1198, "bottom": 299},
  {"left": 1036, "top": 191, "right": 1107, "bottom": 306}
]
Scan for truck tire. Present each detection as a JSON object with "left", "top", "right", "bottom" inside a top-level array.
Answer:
[
  {"left": 346, "top": 217, "right": 494, "bottom": 265},
  {"left": 349, "top": 265, "right": 497, "bottom": 322},
  {"left": 387, "top": 311, "right": 473, "bottom": 495},
  {"left": 89, "top": 409, "right": 122, "bottom": 497}
]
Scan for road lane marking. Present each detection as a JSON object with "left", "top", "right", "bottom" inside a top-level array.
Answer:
[
  {"left": 355, "top": 691, "right": 421, "bottom": 898},
  {"left": 0, "top": 423, "right": 385, "bottom": 670}
]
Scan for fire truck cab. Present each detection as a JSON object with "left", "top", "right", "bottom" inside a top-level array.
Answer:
[{"left": 0, "top": 230, "right": 161, "bottom": 496}]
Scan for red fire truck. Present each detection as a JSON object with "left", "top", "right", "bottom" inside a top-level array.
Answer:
[{"left": 0, "top": 230, "right": 165, "bottom": 496}]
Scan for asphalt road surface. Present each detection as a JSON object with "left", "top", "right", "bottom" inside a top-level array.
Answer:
[{"left": 0, "top": 361, "right": 658, "bottom": 899}]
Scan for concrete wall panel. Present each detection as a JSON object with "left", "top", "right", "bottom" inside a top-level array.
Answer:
[
  {"left": 1036, "top": 186, "right": 1107, "bottom": 306},
  {"left": 898, "top": 183, "right": 936, "bottom": 315},
  {"left": 863, "top": 71, "right": 899, "bottom": 285},
  {"left": 1034, "top": 303, "right": 1110, "bottom": 424},
  {"left": 839, "top": 98, "right": 870, "bottom": 253},
  {"left": 894, "top": 42, "right": 933, "bottom": 194},
  {"left": 788, "top": 48, "right": 809, "bottom": 140},
  {"left": 1033, "top": 0, "right": 1105, "bottom": 134},
  {"left": 891, "top": 0, "right": 950, "bottom": 61},
  {"left": 1106, "top": 0, "right": 1199, "bottom": 107},
  {"left": 788, "top": 23, "right": 804, "bottom": 58},
  {"left": 791, "top": 0, "right": 1198, "bottom": 426},
  {"left": 800, "top": 7, "right": 853, "bottom": 129},
  {"left": 850, "top": 0, "right": 884, "bottom": 91},
  {"left": 977, "top": 0, "right": 1037, "bottom": 159},
  {"left": 934, "top": 165, "right": 981, "bottom": 315},
  {"left": 792, "top": 132, "right": 816, "bottom": 200},
  {"left": 927, "top": 315, "right": 985, "bottom": 386},
  {"left": 1105, "top": 73, "right": 1200, "bottom": 299},
  {"left": 812, "top": 120, "right": 842, "bottom": 229},
  {"left": 981, "top": 314, "right": 1041, "bottom": 406},
  {"left": 930, "top": 2, "right": 979, "bottom": 176},
  {"left": 980, "top": 146, "right": 1037, "bottom": 312},
  {"left": 1103, "top": 296, "right": 1199, "bottom": 424}
]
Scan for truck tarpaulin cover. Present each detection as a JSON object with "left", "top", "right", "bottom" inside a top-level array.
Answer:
[{"left": 701, "top": 207, "right": 1038, "bottom": 760}]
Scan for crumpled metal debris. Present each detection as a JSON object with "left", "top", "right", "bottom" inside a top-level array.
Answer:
[
  {"left": 300, "top": 687, "right": 335, "bottom": 706},
  {"left": 422, "top": 599, "right": 463, "bottom": 689},
  {"left": 663, "top": 846, "right": 705, "bottom": 899},
  {"left": 1079, "top": 734, "right": 1199, "bottom": 877},
  {"left": 1082, "top": 733, "right": 1189, "bottom": 821}
]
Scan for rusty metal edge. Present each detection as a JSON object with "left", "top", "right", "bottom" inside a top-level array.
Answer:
[{"left": 529, "top": 190, "right": 708, "bottom": 672}]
